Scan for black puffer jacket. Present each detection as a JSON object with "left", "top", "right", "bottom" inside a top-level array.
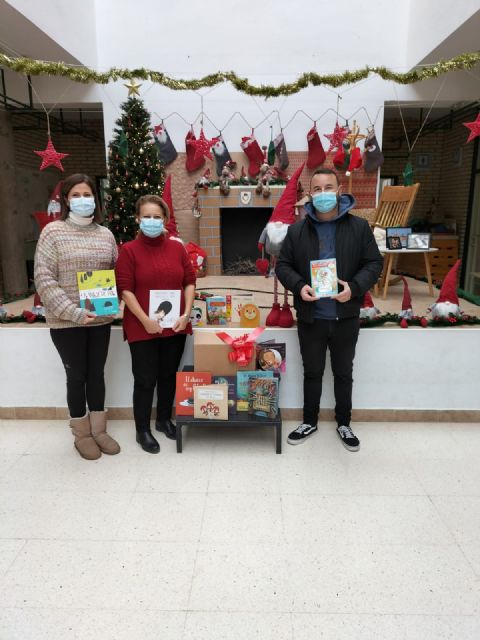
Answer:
[{"left": 276, "top": 212, "right": 383, "bottom": 322}]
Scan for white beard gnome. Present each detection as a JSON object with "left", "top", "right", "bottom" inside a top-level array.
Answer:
[
  {"left": 257, "top": 163, "right": 305, "bottom": 327},
  {"left": 360, "top": 291, "right": 381, "bottom": 321},
  {"left": 428, "top": 259, "right": 462, "bottom": 320}
]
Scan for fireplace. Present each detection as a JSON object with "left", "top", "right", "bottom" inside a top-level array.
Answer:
[{"left": 198, "top": 187, "right": 285, "bottom": 275}]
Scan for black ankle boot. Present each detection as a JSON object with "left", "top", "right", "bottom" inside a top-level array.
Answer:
[
  {"left": 155, "top": 418, "right": 177, "bottom": 440},
  {"left": 136, "top": 429, "right": 160, "bottom": 453}
]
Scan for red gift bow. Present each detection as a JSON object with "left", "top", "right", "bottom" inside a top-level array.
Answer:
[{"left": 216, "top": 327, "right": 265, "bottom": 367}]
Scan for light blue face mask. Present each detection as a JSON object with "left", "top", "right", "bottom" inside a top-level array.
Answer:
[
  {"left": 140, "top": 218, "right": 164, "bottom": 238},
  {"left": 312, "top": 192, "right": 338, "bottom": 214},
  {"left": 69, "top": 196, "right": 95, "bottom": 217}
]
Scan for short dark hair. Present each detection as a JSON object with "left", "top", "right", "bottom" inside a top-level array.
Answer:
[
  {"left": 311, "top": 168, "right": 340, "bottom": 186},
  {"left": 60, "top": 173, "right": 103, "bottom": 223}
]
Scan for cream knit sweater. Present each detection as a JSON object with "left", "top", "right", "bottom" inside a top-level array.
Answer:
[{"left": 34, "top": 218, "right": 118, "bottom": 329}]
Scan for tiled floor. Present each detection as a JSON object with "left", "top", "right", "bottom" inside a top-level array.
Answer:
[{"left": 0, "top": 419, "right": 479, "bottom": 639}]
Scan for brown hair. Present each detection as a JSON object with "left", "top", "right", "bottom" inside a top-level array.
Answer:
[
  {"left": 311, "top": 168, "right": 340, "bottom": 186},
  {"left": 60, "top": 173, "right": 103, "bottom": 223},
  {"left": 135, "top": 194, "right": 170, "bottom": 221}
]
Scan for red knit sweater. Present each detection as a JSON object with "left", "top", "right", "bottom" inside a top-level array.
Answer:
[{"left": 115, "top": 233, "right": 196, "bottom": 343}]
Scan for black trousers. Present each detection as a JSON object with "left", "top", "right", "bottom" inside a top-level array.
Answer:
[
  {"left": 50, "top": 324, "right": 112, "bottom": 418},
  {"left": 129, "top": 334, "right": 187, "bottom": 431},
  {"left": 297, "top": 317, "right": 360, "bottom": 427}
]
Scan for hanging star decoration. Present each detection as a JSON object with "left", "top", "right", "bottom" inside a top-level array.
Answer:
[
  {"left": 324, "top": 122, "right": 350, "bottom": 153},
  {"left": 124, "top": 79, "right": 142, "bottom": 96},
  {"left": 462, "top": 112, "right": 480, "bottom": 143},
  {"left": 34, "top": 137, "right": 69, "bottom": 171},
  {"left": 192, "top": 128, "right": 219, "bottom": 162}
]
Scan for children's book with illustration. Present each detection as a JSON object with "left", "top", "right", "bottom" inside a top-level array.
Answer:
[
  {"left": 77, "top": 269, "right": 119, "bottom": 316},
  {"left": 212, "top": 375, "right": 237, "bottom": 415},
  {"left": 236, "top": 370, "right": 273, "bottom": 412},
  {"left": 206, "top": 296, "right": 228, "bottom": 325},
  {"left": 256, "top": 340, "right": 286, "bottom": 373},
  {"left": 194, "top": 384, "right": 228, "bottom": 420},
  {"left": 149, "top": 290, "right": 181, "bottom": 328},
  {"left": 248, "top": 376, "right": 279, "bottom": 419},
  {"left": 230, "top": 293, "right": 254, "bottom": 323},
  {"left": 310, "top": 259, "right": 338, "bottom": 298},
  {"left": 176, "top": 370, "right": 212, "bottom": 416}
]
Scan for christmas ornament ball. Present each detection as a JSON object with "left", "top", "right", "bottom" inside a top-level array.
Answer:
[
  {"left": 134, "top": 182, "right": 140, "bottom": 189},
  {"left": 115, "top": 187, "right": 121, "bottom": 193}
]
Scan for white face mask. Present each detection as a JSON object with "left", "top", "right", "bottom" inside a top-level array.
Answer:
[{"left": 69, "top": 196, "right": 95, "bottom": 217}]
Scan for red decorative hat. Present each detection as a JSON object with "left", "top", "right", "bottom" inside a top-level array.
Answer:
[
  {"left": 362, "top": 291, "right": 375, "bottom": 308},
  {"left": 401, "top": 276, "right": 412, "bottom": 310},
  {"left": 436, "top": 259, "right": 461, "bottom": 304},
  {"left": 162, "top": 175, "right": 179, "bottom": 237},
  {"left": 269, "top": 163, "right": 305, "bottom": 224}
]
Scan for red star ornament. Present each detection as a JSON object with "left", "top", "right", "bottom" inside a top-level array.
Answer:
[
  {"left": 324, "top": 122, "right": 350, "bottom": 153},
  {"left": 192, "top": 128, "right": 219, "bottom": 162},
  {"left": 34, "top": 137, "right": 69, "bottom": 171},
  {"left": 463, "top": 112, "right": 480, "bottom": 143}
]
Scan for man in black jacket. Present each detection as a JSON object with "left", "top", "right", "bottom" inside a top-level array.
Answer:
[{"left": 276, "top": 168, "right": 383, "bottom": 451}]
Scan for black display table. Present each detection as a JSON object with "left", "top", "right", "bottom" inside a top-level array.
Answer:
[{"left": 176, "top": 410, "right": 282, "bottom": 454}]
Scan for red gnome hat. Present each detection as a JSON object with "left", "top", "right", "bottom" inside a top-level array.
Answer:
[
  {"left": 162, "top": 175, "right": 179, "bottom": 238},
  {"left": 401, "top": 276, "right": 412, "bottom": 310},
  {"left": 436, "top": 259, "right": 461, "bottom": 305},
  {"left": 362, "top": 291, "right": 375, "bottom": 308},
  {"left": 268, "top": 163, "right": 305, "bottom": 224}
]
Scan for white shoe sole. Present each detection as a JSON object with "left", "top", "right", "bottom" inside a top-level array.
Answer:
[{"left": 287, "top": 430, "right": 318, "bottom": 445}]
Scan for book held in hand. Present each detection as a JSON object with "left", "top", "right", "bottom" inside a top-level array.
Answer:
[
  {"left": 310, "top": 259, "right": 338, "bottom": 298},
  {"left": 77, "top": 269, "right": 119, "bottom": 316},
  {"left": 149, "top": 290, "right": 181, "bottom": 328},
  {"left": 194, "top": 384, "right": 228, "bottom": 420},
  {"left": 248, "top": 376, "right": 279, "bottom": 419}
]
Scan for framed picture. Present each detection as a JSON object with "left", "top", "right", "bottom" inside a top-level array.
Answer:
[
  {"left": 407, "top": 233, "right": 431, "bottom": 250},
  {"left": 386, "top": 235, "right": 402, "bottom": 250},
  {"left": 386, "top": 227, "right": 411, "bottom": 249}
]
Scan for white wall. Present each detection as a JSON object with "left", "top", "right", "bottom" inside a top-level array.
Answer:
[{"left": 1, "top": 326, "right": 479, "bottom": 411}]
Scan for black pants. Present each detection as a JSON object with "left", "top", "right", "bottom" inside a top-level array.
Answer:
[
  {"left": 297, "top": 317, "right": 360, "bottom": 427},
  {"left": 50, "top": 324, "right": 112, "bottom": 418},
  {"left": 129, "top": 334, "right": 187, "bottom": 431}
]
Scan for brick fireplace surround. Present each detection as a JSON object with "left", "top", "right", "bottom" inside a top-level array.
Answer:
[{"left": 198, "top": 187, "right": 285, "bottom": 275}]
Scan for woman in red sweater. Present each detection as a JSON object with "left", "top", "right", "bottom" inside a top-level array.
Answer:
[{"left": 116, "top": 195, "right": 196, "bottom": 453}]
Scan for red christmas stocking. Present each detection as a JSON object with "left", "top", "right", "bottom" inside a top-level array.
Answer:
[
  {"left": 241, "top": 135, "right": 264, "bottom": 177},
  {"left": 347, "top": 147, "right": 362, "bottom": 173},
  {"left": 333, "top": 142, "right": 349, "bottom": 171},
  {"left": 185, "top": 130, "right": 205, "bottom": 173},
  {"left": 306, "top": 125, "right": 326, "bottom": 169}
]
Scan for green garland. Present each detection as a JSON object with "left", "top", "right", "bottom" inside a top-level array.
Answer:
[{"left": 1, "top": 51, "right": 480, "bottom": 97}]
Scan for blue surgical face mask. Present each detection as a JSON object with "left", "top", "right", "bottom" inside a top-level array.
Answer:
[
  {"left": 140, "top": 217, "right": 164, "bottom": 238},
  {"left": 312, "top": 191, "right": 338, "bottom": 214},
  {"left": 69, "top": 196, "right": 95, "bottom": 217}
]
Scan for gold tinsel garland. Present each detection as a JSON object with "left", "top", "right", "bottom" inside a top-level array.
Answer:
[{"left": 1, "top": 52, "right": 480, "bottom": 97}]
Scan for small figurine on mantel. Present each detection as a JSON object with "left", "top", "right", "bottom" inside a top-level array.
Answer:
[{"left": 257, "top": 163, "right": 305, "bottom": 327}]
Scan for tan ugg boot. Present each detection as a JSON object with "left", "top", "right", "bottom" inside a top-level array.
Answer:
[
  {"left": 90, "top": 410, "right": 121, "bottom": 455},
  {"left": 70, "top": 414, "right": 101, "bottom": 460}
]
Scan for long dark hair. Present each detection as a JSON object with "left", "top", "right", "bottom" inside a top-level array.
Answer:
[{"left": 60, "top": 173, "right": 103, "bottom": 223}]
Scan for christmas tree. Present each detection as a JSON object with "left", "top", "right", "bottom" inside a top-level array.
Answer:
[{"left": 105, "top": 96, "right": 165, "bottom": 243}]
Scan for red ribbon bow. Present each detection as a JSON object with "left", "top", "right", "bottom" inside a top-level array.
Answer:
[{"left": 216, "top": 327, "right": 265, "bottom": 367}]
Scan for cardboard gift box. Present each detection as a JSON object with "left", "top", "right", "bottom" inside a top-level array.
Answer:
[{"left": 194, "top": 330, "right": 259, "bottom": 376}]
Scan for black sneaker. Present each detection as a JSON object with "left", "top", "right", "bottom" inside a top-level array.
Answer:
[
  {"left": 336, "top": 425, "right": 360, "bottom": 452},
  {"left": 287, "top": 423, "right": 318, "bottom": 445}
]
